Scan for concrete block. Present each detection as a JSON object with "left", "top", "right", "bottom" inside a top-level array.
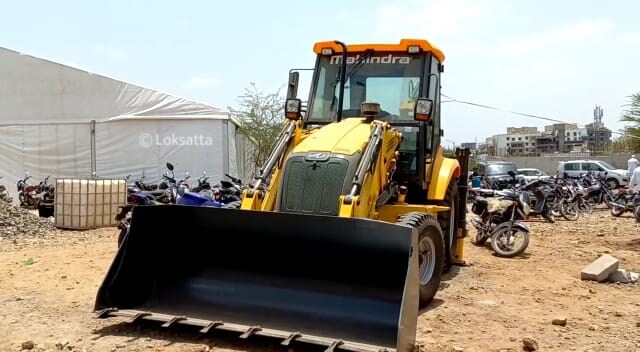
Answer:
[{"left": 581, "top": 254, "right": 619, "bottom": 282}]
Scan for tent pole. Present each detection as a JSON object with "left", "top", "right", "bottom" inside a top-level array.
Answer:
[{"left": 90, "top": 120, "right": 96, "bottom": 178}]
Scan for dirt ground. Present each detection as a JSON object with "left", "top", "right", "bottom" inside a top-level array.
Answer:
[{"left": 1, "top": 206, "right": 639, "bottom": 352}]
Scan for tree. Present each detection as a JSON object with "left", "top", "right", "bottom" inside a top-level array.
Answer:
[
  {"left": 229, "top": 83, "right": 286, "bottom": 168},
  {"left": 620, "top": 92, "right": 640, "bottom": 152}
]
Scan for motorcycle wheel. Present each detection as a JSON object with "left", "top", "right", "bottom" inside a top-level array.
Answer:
[
  {"left": 490, "top": 226, "right": 529, "bottom": 258},
  {"left": 611, "top": 204, "right": 625, "bottom": 217},
  {"left": 560, "top": 201, "right": 579, "bottom": 221},
  {"left": 578, "top": 200, "right": 593, "bottom": 215}
]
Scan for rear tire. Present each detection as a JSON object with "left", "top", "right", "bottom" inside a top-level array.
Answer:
[
  {"left": 397, "top": 212, "right": 445, "bottom": 308},
  {"left": 606, "top": 178, "right": 619, "bottom": 189},
  {"left": 438, "top": 180, "right": 459, "bottom": 270}
]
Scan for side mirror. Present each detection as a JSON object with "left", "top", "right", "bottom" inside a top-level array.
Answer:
[
  {"left": 414, "top": 98, "right": 433, "bottom": 121},
  {"left": 166, "top": 162, "right": 174, "bottom": 171}
]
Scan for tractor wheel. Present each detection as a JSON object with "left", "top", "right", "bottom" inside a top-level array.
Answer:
[
  {"left": 396, "top": 212, "right": 445, "bottom": 308},
  {"left": 438, "top": 179, "right": 459, "bottom": 271}
]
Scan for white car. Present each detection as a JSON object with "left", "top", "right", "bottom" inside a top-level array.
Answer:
[
  {"left": 557, "top": 160, "right": 630, "bottom": 188},
  {"left": 517, "top": 168, "right": 551, "bottom": 182}
]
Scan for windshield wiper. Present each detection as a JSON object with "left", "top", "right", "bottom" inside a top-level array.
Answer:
[{"left": 330, "top": 49, "right": 375, "bottom": 119}]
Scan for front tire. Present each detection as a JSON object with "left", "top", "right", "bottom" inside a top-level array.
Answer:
[
  {"left": 397, "top": 212, "right": 445, "bottom": 308},
  {"left": 490, "top": 226, "right": 529, "bottom": 258}
]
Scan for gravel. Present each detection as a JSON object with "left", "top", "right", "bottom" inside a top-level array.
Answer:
[{"left": 0, "top": 202, "right": 55, "bottom": 238}]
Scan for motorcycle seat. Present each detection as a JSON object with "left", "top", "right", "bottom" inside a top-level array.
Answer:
[{"left": 142, "top": 190, "right": 167, "bottom": 197}]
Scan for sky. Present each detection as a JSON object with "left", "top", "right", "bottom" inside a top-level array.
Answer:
[{"left": 1, "top": 0, "right": 639, "bottom": 145}]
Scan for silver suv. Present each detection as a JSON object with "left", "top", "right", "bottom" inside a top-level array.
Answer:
[{"left": 557, "top": 160, "right": 630, "bottom": 188}]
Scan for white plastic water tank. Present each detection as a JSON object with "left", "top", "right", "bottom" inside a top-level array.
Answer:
[{"left": 54, "top": 178, "right": 127, "bottom": 229}]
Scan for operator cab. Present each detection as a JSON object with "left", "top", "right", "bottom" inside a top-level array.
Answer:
[{"left": 288, "top": 39, "right": 445, "bottom": 200}]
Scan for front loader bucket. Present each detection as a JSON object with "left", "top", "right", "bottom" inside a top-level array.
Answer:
[{"left": 94, "top": 205, "right": 419, "bottom": 352}]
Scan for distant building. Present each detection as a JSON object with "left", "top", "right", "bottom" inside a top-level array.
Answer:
[
  {"left": 507, "top": 126, "right": 538, "bottom": 134},
  {"left": 460, "top": 142, "right": 477, "bottom": 150}
]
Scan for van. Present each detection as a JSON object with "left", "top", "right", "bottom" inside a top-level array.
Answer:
[{"left": 557, "top": 160, "right": 630, "bottom": 188}]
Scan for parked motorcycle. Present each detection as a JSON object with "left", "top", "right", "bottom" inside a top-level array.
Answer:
[
  {"left": 0, "top": 176, "right": 13, "bottom": 203},
  {"left": 36, "top": 175, "right": 55, "bottom": 217},
  {"left": 609, "top": 187, "right": 640, "bottom": 217},
  {"left": 17, "top": 172, "right": 38, "bottom": 208},
  {"left": 190, "top": 171, "right": 212, "bottom": 193},
  {"left": 471, "top": 188, "right": 530, "bottom": 257},
  {"left": 178, "top": 173, "right": 244, "bottom": 209}
]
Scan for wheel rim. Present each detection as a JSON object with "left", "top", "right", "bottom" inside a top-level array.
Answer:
[
  {"left": 418, "top": 236, "right": 436, "bottom": 285},
  {"left": 494, "top": 229, "right": 526, "bottom": 253}
]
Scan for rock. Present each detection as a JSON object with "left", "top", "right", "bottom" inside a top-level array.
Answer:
[
  {"left": 115, "top": 343, "right": 127, "bottom": 348},
  {"left": 589, "top": 288, "right": 596, "bottom": 294},
  {"left": 636, "top": 322, "right": 640, "bottom": 327},
  {"left": 21, "top": 341, "right": 35, "bottom": 350},
  {"left": 451, "top": 346, "right": 464, "bottom": 352},
  {"left": 522, "top": 336, "right": 538, "bottom": 351},
  {"left": 629, "top": 272, "right": 640, "bottom": 283},
  {"left": 581, "top": 254, "right": 619, "bottom": 282},
  {"left": 608, "top": 269, "right": 629, "bottom": 283},
  {"left": 552, "top": 317, "right": 567, "bottom": 326},
  {"left": 613, "top": 311, "right": 624, "bottom": 317},
  {"left": 589, "top": 325, "right": 598, "bottom": 331}
]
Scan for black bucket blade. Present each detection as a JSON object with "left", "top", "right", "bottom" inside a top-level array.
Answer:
[{"left": 95, "top": 205, "right": 419, "bottom": 352}]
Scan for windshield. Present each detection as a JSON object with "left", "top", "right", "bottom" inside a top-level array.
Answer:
[
  {"left": 306, "top": 52, "right": 425, "bottom": 123},
  {"left": 486, "top": 163, "right": 518, "bottom": 175},
  {"left": 598, "top": 161, "right": 616, "bottom": 170}
]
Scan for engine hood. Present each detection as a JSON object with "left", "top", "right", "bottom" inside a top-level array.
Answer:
[{"left": 294, "top": 118, "right": 372, "bottom": 155}]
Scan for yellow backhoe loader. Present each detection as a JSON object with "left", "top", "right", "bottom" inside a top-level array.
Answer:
[{"left": 94, "top": 38, "right": 470, "bottom": 352}]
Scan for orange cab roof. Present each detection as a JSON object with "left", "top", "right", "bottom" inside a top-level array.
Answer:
[{"left": 312, "top": 38, "right": 445, "bottom": 62}]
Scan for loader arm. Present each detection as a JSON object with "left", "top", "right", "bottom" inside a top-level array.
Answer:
[{"left": 338, "top": 120, "right": 402, "bottom": 218}]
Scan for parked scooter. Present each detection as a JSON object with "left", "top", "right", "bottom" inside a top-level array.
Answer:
[{"left": 0, "top": 176, "right": 13, "bottom": 203}]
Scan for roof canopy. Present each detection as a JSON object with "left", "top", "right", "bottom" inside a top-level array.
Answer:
[{"left": 0, "top": 47, "right": 236, "bottom": 125}]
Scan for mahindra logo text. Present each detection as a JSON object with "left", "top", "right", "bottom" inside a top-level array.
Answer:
[{"left": 329, "top": 54, "right": 411, "bottom": 65}]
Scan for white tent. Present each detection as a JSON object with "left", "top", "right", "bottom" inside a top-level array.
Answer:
[{"left": 0, "top": 47, "right": 255, "bottom": 202}]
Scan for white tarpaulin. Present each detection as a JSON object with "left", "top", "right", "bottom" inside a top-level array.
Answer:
[{"left": 0, "top": 47, "right": 255, "bottom": 204}]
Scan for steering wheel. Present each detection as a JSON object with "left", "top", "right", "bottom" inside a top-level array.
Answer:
[{"left": 341, "top": 108, "right": 394, "bottom": 119}]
